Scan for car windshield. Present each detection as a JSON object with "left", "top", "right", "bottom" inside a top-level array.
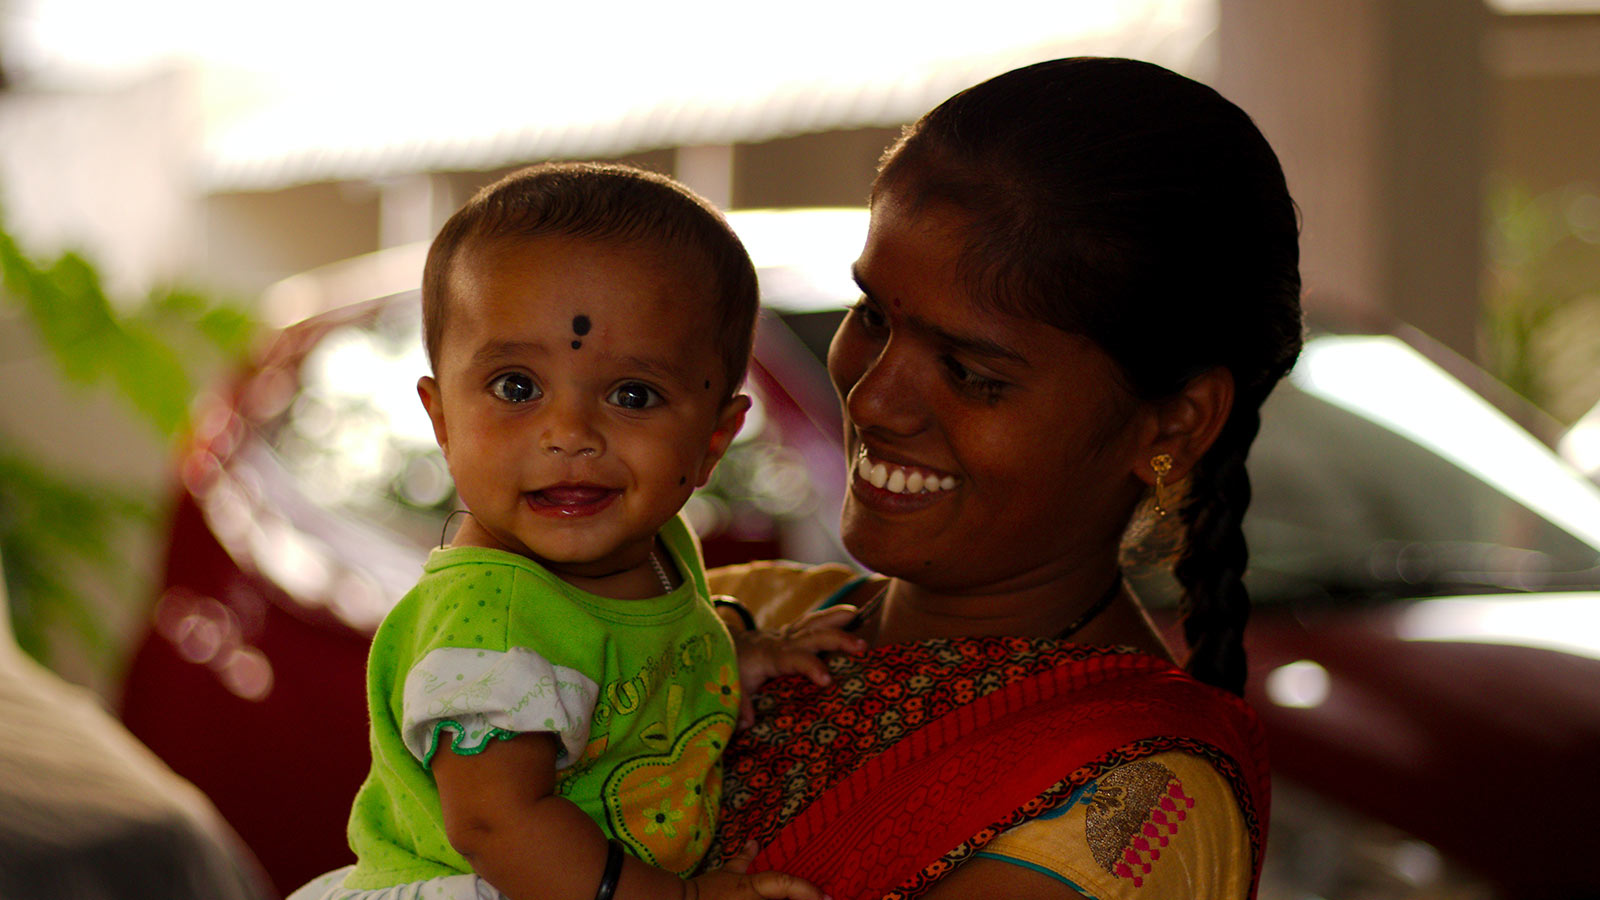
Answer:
[{"left": 1244, "top": 335, "right": 1600, "bottom": 603}]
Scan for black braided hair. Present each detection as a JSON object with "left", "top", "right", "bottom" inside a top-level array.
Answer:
[
  {"left": 1173, "top": 405, "right": 1262, "bottom": 695},
  {"left": 876, "top": 58, "right": 1303, "bottom": 694}
]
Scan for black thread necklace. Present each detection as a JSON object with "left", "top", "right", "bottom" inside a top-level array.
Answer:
[{"left": 848, "top": 571, "right": 1125, "bottom": 642}]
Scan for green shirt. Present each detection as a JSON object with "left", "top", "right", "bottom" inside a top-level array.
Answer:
[{"left": 345, "top": 516, "right": 738, "bottom": 887}]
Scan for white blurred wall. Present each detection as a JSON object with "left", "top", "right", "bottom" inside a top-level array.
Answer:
[{"left": 0, "top": 68, "right": 200, "bottom": 299}]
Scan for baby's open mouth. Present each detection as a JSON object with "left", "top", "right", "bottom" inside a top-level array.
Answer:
[{"left": 526, "top": 485, "right": 619, "bottom": 517}]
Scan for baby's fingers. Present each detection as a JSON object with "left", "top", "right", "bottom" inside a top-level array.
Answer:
[
  {"left": 786, "top": 627, "right": 869, "bottom": 657},
  {"left": 748, "top": 870, "right": 831, "bottom": 900},
  {"left": 739, "top": 691, "right": 756, "bottom": 730},
  {"left": 772, "top": 647, "right": 836, "bottom": 686},
  {"left": 792, "top": 605, "right": 860, "bottom": 628},
  {"left": 721, "top": 840, "right": 759, "bottom": 875}
]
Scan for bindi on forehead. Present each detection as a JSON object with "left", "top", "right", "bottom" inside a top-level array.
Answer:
[{"left": 570, "top": 314, "right": 591, "bottom": 350}]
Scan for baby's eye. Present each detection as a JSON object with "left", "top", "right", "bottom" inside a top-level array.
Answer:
[
  {"left": 608, "top": 382, "right": 662, "bottom": 410},
  {"left": 489, "top": 372, "right": 540, "bottom": 403}
]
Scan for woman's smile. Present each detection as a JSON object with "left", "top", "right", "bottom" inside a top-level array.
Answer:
[{"left": 852, "top": 446, "right": 959, "bottom": 497}]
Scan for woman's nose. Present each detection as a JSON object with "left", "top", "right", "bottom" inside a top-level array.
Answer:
[
  {"left": 538, "top": 398, "right": 604, "bottom": 457},
  {"left": 844, "top": 340, "right": 925, "bottom": 437}
]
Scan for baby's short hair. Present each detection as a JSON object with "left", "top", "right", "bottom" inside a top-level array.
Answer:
[{"left": 422, "top": 162, "right": 759, "bottom": 398}]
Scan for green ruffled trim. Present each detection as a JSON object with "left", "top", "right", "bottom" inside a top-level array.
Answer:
[{"left": 420, "top": 719, "right": 531, "bottom": 770}]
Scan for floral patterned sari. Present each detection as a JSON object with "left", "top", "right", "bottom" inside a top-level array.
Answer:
[{"left": 708, "top": 635, "right": 1269, "bottom": 900}]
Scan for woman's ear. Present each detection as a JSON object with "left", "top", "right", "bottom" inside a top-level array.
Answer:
[
  {"left": 1134, "top": 367, "right": 1234, "bottom": 486},
  {"left": 695, "top": 394, "right": 752, "bottom": 487},
  {"left": 418, "top": 375, "right": 449, "bottom": 456}
]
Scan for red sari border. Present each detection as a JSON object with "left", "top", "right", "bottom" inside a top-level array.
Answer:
[{"left": 725, "top": 642, "right": 1269, "bottom": 900}]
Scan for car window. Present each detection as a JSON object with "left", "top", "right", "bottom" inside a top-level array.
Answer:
[
  {"left": 258, "top": 300, "right": 451, "bottom": 554},
  {"left": 1247, "top": 383, "right": 1600, "bottom": 603}
]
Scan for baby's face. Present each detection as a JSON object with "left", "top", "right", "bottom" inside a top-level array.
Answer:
[{"left": 419, "top": 235, "right": 745, "bottom": 579}]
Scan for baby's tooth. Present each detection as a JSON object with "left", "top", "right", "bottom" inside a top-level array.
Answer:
[
  {"left": 856, "top": 455, "right": 871, "bottom": 480},
  {"left": 923, "top": 476, "right": 942, "bottom": 493},
  {"left": 940, "top": 476, "right": 956, "bottom": 491},
  {"left": 869, "top": 463, "right": 888, "bottom": 488},
  {"left": 905, "top": 472, "right": 924, "bottom": 493},
  {"left": 886, "top": 469, "right": 907, "bottom": 493}
]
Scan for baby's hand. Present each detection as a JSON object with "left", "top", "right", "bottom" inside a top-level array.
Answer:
[
  {"left": 720, "top": 602, "right": 867, "bottom": 728},
  {"left": 685, "top": 841, "right": 831, "bottom": 900}
]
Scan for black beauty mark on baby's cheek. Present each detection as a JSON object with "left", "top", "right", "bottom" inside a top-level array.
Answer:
[
  {"left": 704, "top": 380, "right": 711, "bottom": 390},
  {"left": 679, "top": 476, "right": 687, "bottom": 485}
]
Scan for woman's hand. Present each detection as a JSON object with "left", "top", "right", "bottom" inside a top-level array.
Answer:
[
  {"left": 686, "top": 841, "right": 832, "bottom": 900},
  {"left": 721, "top": 603, "right": 867, "bottom": 728}
]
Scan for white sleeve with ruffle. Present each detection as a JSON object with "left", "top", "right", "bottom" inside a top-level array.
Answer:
[{"left": 400, "top": 646, "right": 600, "bottom": 769}]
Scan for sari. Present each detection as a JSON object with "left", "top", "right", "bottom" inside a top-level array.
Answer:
[{"left": 707, "top": 626, "right": 1269, "bottom": 900}]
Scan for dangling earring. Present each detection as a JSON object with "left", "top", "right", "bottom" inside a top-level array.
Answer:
[
  {"left": 1150, "top": 454, "right": 1174, "bottom": 517},
  {"left": 439, "top": 509, "right": 472, "bottom": 548}
]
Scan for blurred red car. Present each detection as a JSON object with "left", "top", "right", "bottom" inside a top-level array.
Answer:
[{"left": 120, "top": 212, "right": 1600, "bottom": 900}]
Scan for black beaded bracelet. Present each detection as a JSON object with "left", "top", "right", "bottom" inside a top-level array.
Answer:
[
  {"left": 713, "top": 598, "right": 757, "bottom": 632},
  {"left": 594, "top": 839, "right": 624, "bottom": 900}
]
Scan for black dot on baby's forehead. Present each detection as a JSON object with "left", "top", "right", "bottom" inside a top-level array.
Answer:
[
  {"left": 572, "top": 315, "right": 592, "bottom": 336},
  {"left": 703, "top": 379, "right": 711, "bottom": 390},
  {"left": 571, "top": 340, "right": 582, "bottom": 350}
]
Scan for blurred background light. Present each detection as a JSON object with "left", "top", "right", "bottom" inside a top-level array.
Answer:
[
  {"left": 1264, "top": 659, "right": 1332, "bottom": 710},
  {"left": 1396, "top": 592, "right": 1600, "bottom": 660},
  {"left": 1560, "top": 403, "right": 1600, "bottom": 479}
]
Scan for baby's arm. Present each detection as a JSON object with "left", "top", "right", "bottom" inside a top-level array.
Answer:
[
  {"left": 718, "top": 603, "right": 867, "bottom": 727},
  {"left": 432, "top": 733, "right": 668, "bottom": 898},
  {"left": 432, "top": 733, "right": 827, "bottom": 900}
]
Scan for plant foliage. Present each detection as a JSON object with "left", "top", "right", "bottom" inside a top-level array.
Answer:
[{"left": 0, "top": 216, "right": 257, "bottom": 672}]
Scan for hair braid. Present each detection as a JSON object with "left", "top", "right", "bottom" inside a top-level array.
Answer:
[{"left": 1174, "top": 403, "right": 1262, "bottom": 696}]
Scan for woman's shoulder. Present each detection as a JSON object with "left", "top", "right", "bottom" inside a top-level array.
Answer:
[
  {"left": 975, "top": 750, "right": 1253, "bottom": 900},
  {"left": 705, "top": 560, "right": 868, "bottom": 627}
]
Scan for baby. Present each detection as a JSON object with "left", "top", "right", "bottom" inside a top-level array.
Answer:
[{"left": 292, "top": 163, "right": 856, "bottom": 900}]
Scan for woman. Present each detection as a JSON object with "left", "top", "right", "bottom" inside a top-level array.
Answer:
[{"left": 705, "top": 57, "right": 1302, "bottom": 900}]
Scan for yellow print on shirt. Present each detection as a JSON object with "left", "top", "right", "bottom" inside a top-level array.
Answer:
[
  {"left": 602, "top": 704, "right": 733, "bottom": 875},
  {"left": 592, "top": 630, "right": 720, "bottom": 726}
]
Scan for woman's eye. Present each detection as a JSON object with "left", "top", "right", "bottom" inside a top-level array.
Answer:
[
  {"left": 608, "top": 382, "right": 661, "bottom": 410},
  {"left": 489, "top": 373, "right": 540, "bottom": 403},
  {"left": 851, "top": 298, "right": 888, "bottom": 332},
  {"left": 943, "top": 356, "right": 1007, "bottom": 400}
]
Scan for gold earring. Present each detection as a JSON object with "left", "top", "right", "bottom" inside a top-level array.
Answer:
[{"left": 1151, "top": 454, "right": 1174, "bottom": 517}]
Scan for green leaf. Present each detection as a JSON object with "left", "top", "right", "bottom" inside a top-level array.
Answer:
[
  {"left": 0, "top": 447, "right": 150, "bottom": 671},
  {"left": 0, "top": 212, "right": 257, "bottom": 675},
  {"left": 195, "top": 305, "right": 259, "bottom": 355},
  {"left": 108, "top": 321, "right": 196, "bottom": 438}
]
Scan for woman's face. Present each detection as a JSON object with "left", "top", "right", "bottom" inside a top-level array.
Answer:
[{"left": 829, "top": 192, "right": 1153, "bottom": 594}]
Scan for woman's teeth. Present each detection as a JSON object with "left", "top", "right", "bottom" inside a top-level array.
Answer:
[{"left": 856, "top": 453, "right": 957, "bottom": 495}]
